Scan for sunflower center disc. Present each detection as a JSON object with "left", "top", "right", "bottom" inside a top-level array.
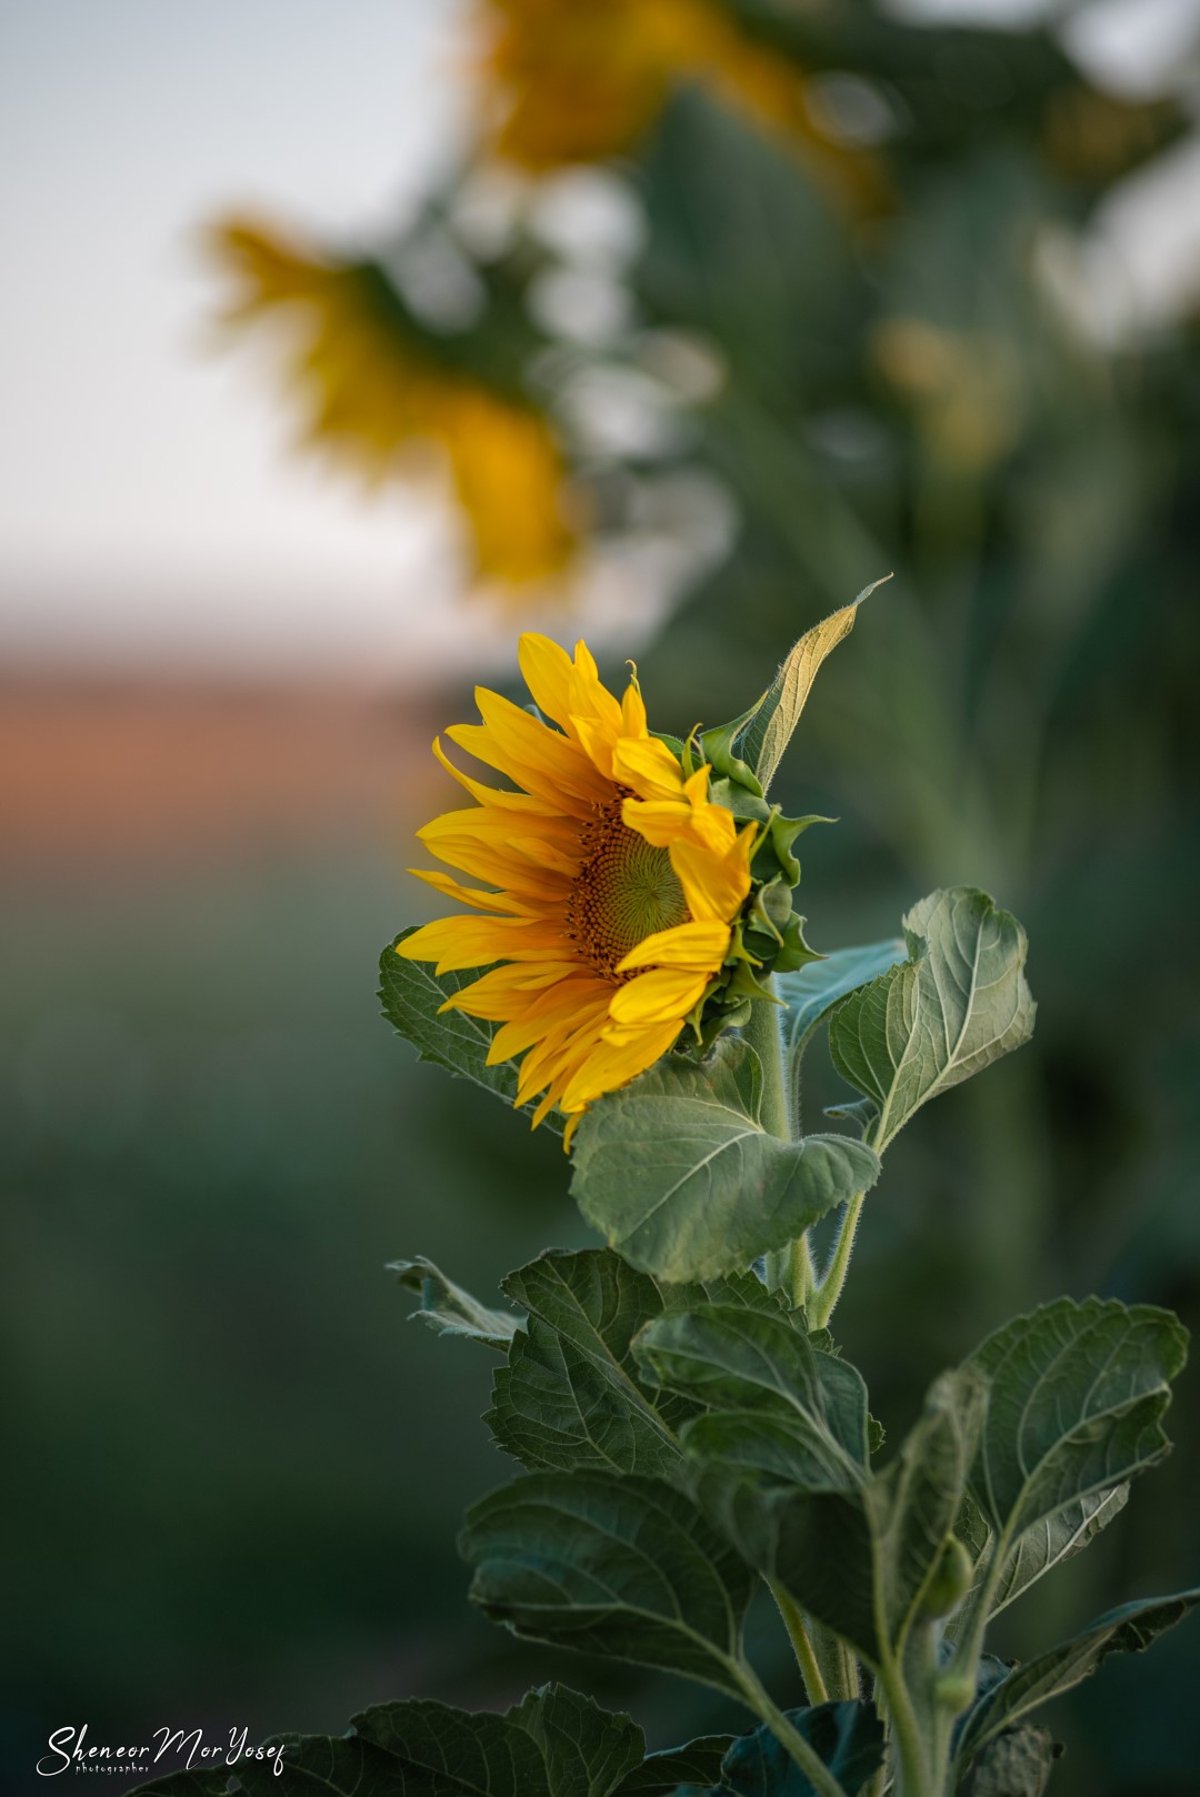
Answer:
[{"left": 567, "top": 797, "right": 689, "bottom": 980}]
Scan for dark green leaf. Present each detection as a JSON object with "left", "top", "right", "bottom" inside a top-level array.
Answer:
[
  {"left": 391, "top": 1255, "right": 520, "bottom": 1351},
  {"left": 960, "top": 1588, "right": 1200, "bottom": 1760},
  {"left": 828, "top": 889, "right": 1035, "bottom": 1150},
  {"left": 957, "top": 1484, "right": 1130, "bottom": 1623},
  {"left": 615, "top": 1738, "right": 734, "bottom": 1795},
  {"left": 719, "top": 1702, "right": 884, "bottom": 1796},
  {"left": 379, "top": 930, "right": 562, "bottom": 1135},
  {"left": 487, "top": 1250, "right": 692, "bottom": 1477},
  {"left": 634, "top": 1304, "right": 869, "bottom": 1486},
  {"left": 460, "top": 1471, "right": 758, "bottom": 1697},
  {"left": 689, "top": 1368, "right": 985, "bottom": 1666},
  {"left": 572, "top": 1040, "right": 880, "bottom": 1282},
  {"left": 131, "top": 1689, "right": 645, "bottom": 1797},
  {"left": 968, "top": 1297, "right": 1188, "bottom": 1541}
]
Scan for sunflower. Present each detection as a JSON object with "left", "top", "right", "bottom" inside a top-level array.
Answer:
[
  {"left": 209, "top": 218, "right": 575, "bottom": 587},
  {"left": 398, "top": 634, "right": 756, "bottom": 1140},
  {"left": 474, "top": 0, "right": 884, "bottom": 213}
]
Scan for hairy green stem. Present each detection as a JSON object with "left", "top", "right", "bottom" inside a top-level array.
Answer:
[
  {"left": 769, "top": 1579, "right": 829, "bottom": 1705},
  {"left": 735, "top": 1662, "right": 849, "bottom": 1797},
  {"left": 807, "top": 1619, "right": 859, "bottom": 1703},
  {"left": 875, "top": 1652, "right": 928, "bottom": 1797},
  {"left": 745, "top": 988, "right": 816, "bottom": 1307},
  {"left": 810, "top": 1189, "right": 867, "bottom": 1329},
  {"left": 744, "top": 988, "right": 791, "bottom": 1140}
]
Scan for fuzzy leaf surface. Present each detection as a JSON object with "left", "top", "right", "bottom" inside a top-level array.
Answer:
[
  {"left": 828, "top": 888, "right": 1034, "bottom": 1150},
  {"left": 572, "top": 1041, "right": 879, "bottom": 1282},
  {"left": 487, "top": 1250, "right": 694, "bottom": 1477},
  {"left": 461, "top": 1471, "right": 757, "bottom": 1696},
  {"left": 956, "top": 1484, "right": 1130, "bottom": 1623},
  {"left": 968, "top": 1297, "right": 1187, "bottom": 1540},
  {"left": 634, "top": 1304, "right": 869, "bottom": 1489}
]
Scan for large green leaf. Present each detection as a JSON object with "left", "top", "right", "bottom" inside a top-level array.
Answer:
[
  {"left": 460, "top": 1471, "right": 758, "bottom": 1697},
  {"left": 379, "top": 930, "right": 562, "bottom": 1135},
  {"left": 968, "top": 1297, "right": 1188, "bottom": 1541},
  {"left": 487, "top": 1250, "right": 694, "bottom": 1477},
  {"left": 689, "top": 1369, "right": 985, "bottom": 1667},
  {"left": 779, "top": 941, "right": 906, "bottom": 1065},
  {"left": 634, "top": 1304, "right": 869, "bottom": 1488},
  {"left": 615, "top": 1739, "right": 734, "bottom": 1795},
  {"left": 133, "top": 1686, "right": 646, "bottom": 1797},
  {"left": 571, "top": 1040, "right": 880, "bottom": 1282},
  {"left": 959, "top": 1588, "right": 1200, "bottom": 1761},
  {"left": 391, "top": 1254, "right": 520, "bottom": 1352},
  {"left": 956, "top": 1484, "right": 1130, "bottom": 1623},
  {"left": 827, "top": 889, "right": 1035, "bottom": 1150},
  {"left": 713, "top": 1703, "right": 882, "bottom": 1796}
]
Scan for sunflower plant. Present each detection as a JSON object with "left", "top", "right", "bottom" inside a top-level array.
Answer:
[{"left": 131, "top": 606, "right": 1193, "bottom": 1797}]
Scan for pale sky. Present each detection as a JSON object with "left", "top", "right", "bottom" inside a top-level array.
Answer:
[{"left": 1, "top": 0, "right": 1197, "bottom": 679}]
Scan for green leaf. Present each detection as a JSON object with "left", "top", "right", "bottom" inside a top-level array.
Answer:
[
  {"left": 634, "top": 1304, "right": 870, "bottom": 1488},
  {"left": 460, "top": 1471, "right": 758, "bottom": 1697},
  {"left": 956, "top": 1484, "right": 1130, "bottom": 1622},
  {"left": 391, "top": 1254, "right": 520, "bottom": 1351},
  {"left": 615, "top": 1739, "right": 734, "bottom": 1795},
  {"left": 718, "top": 1702, "right": 884, "bottom": 1796},
  {"left": 379, "top": 930, "right": 562, "bottom": 1135},
  {"left": 968, "top": 1297, "right": 1188, "bottom": 1542},
  {"left": 354, "top": 1685, "right": 643, "bottom": 1797},
  {"left": 960, "top": 1588, "right": 1200, "bottom": 1761},
  {"left": 957, "top": 1725, "right": 1059, "bottom": 1797},
  {"left": 130, "top": 1688, "right": 646, "bottom": 1797},
  {"left": 487, "top": 1250, "right": 694, "bottom": 1477},
  {"left": 741, "top": 583, "right": 889, "bottom": 793},
  {"left": 571, "top": 1040, "right": 880, "bottom": 1282},
  {"left": 688, "top": 1368, "right": 986, "bottom": 1667},
  {"left": 778, "top": 941, "right": 907, "bottom": 1064},
  {"left": 828, "top": 889, "right": 1035, "bottom": 1150}
]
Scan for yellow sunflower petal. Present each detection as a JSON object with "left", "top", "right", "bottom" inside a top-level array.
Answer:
[
  {"left": 398, "top": 914, "right": 568, "bottom": 973},
  {"left": 517, "top": 632, "right": 578, "bottom": 734},
  {"left": 669, "top": 823, "right": 754, "bottom": 924},
  {"left": 607, "top": 965, "right": 711, "bottom": 1027},
  {"left": 560, "top": 1017, "right": 686, "bottom": 1112},
  {"left": 409, "top": 867, "right": 535, "bottom": 915},
  {"left": 613, "top": 734, "right": 688, "bottom": 801},
  {"left": 616, "top": 917, "right": 730, "bottom": 973}
]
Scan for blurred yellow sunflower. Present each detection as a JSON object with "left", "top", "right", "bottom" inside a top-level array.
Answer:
[
  {"left": 209, "top": 218, "right": 575, "bottom": 587},
  {"left": 398, "top": 633, "right": 755, "bottom": 1139},
  {"left": 475, "top": 0, "right": 882, "bottom": 210}
]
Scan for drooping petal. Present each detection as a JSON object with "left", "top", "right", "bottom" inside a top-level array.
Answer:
[
  {"left": 616, "top": 918, "right": 730, "bottom": 973},
  {"left": 607, "top": 965, "right": 712, "bottom": 1027}
]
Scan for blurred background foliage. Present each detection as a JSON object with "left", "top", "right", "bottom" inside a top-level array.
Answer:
[{"left": 4, "top": 1, "right": 1199, "bottom": 1793}]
